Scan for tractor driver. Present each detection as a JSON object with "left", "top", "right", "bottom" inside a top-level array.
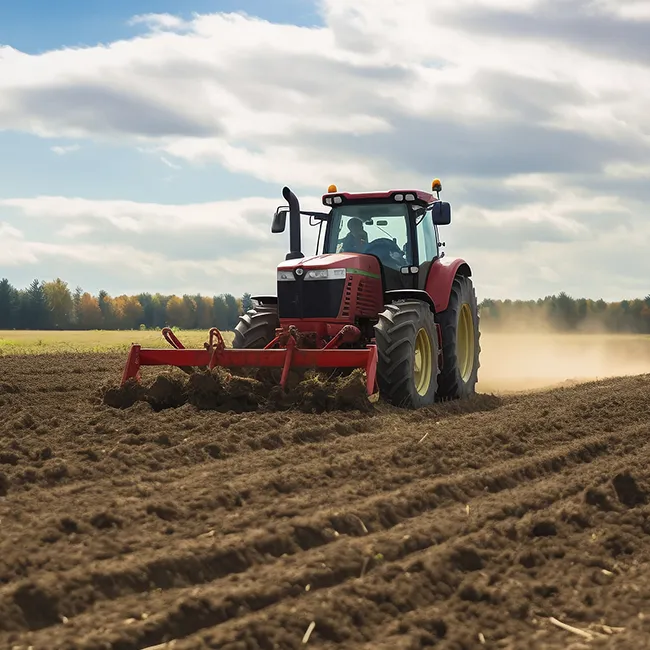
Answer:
[{"left": 339, "top": 217, "right": 369, "bottom": 253}]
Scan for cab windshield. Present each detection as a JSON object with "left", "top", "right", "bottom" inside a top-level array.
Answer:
[{"left": 325, "top": 203, "right": 412, "bottom": 271}]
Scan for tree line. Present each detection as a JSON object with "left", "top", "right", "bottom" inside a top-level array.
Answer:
[
  {"left": 0, "top": 278, "right": 254, "bottom": 331},
  {"left": 1, "top": 278, "right": 649, "bottom": 334},
  {"left": 480, "top": 293, "right": 650, "bottom": 334}
]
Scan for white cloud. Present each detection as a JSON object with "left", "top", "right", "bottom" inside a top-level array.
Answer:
[
  {"left": 594, "top": 0, "right": 650, "bottom": 20},
  {"left": 0, "top": 195, "right": 299, "bottom": 238},
  {"left": 0, "top": 195, "right": 326, "bottom": 297},
  {"left": 0, "top": 220, "right": 291, "bottom": 296},
  {"left": 127, "top": 13, "right": 189, "bottom": 30},
  {"left": 58, "top": 223, "right": 94, "bottom": 238},
  {"left": 604, "top": 162, "right": 650, "bottom": 179},
  {"left": 1, "top": 1, "right": 646, "bottom": 182},
  {"left": 50, "top": 144, "right": 80, "bottom": 155},
  {"left": 0, "top": 1, "right": 649, "bottom": 299},
  {"left": 159, "top": 155, "right": 180, "bottom": 170},
  {"left": 0, "top": 223, "right": 39, "bottom": 265},
  {"left": 0, "top": 222, "right": 23, "bottom": 239}
]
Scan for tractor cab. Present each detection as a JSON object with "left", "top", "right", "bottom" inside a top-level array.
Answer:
[
  {"left": 321, "top": 183, "right": 451, "bottom": 292},
  {"left": 271, "top": 180, "right": 452, "bottom": 296}
]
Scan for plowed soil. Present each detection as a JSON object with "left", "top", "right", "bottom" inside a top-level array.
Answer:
[{"left": 2, "top": 354, "right": 650, "bottom": 649}]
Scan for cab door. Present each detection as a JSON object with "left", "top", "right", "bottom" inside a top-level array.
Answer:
[{"left": 415, "top": 205, "right": 440, "bottom": 289}]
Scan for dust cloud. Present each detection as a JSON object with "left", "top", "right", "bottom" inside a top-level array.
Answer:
[{"left": 476, "top": 330, "right": 650, "bottom": 394}]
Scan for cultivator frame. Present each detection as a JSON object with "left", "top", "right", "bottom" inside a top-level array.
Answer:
[{"left": 121, "top": 326, "right": 378, "bottom": 395}]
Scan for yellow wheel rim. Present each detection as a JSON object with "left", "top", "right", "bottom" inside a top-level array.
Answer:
[
  {"left": 457, "top": 303, "right": 475, "bottom": 382},
  {"left": 414, "top": 328, "right": 433, "bottom": 397}
]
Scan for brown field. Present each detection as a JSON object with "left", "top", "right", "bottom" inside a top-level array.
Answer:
[{"left": 2, "top": 337, "right": 650, "bottom": 649}]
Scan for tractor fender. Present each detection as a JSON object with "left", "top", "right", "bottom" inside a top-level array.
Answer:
[
  {"left": 384, "top": 289, "right": 436, "bottom": 312},
  {"left": 424, "top": 258, "right": 472, "bottom": 313}
]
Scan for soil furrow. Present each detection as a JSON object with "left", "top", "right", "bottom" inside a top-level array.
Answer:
[
  {"left": 3, "top": 420, "right": 644, "bottom": 647},
  {"left": 0, "top": 424, "right": 621, "bottom": 633},
  {"left": 2, "top": 436, "right": 625, "bottom": 649},
  {"left": 150, "top": 455, "right": 650, "bottom": 649}
]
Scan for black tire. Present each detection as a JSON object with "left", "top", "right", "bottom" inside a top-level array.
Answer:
[
  {"left": 436, "top": 274, "right": 480, "bottom": 399},
  {"left": 374, "top": 300, "right": 439, "bottom": 408},
  {"left": 233, "top": 306, "right": 279, "bottom": 349}
]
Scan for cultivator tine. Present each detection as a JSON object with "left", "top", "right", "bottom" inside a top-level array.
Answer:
[
  {"left": 161, "top": 327, "right": 200, "bottom": 375},
  {"left": 121, "top": 344, "right": 142, "bottom": 384},
  {"left": 161, "top": 327, "right": 185, "bottom": 350}
]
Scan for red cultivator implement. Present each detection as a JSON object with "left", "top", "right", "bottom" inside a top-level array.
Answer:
[{"left": 121, "top": 325, "right": 378, "bottom": 395}]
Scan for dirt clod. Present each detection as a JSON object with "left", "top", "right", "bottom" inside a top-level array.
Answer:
[
  {"left": 612, "top": 472, "right": 647, "bottom": 508},
  {"left": 0, "top": 471, "right": 9, "bottom": 496},
  {"left": 101, "top": 367, "right": 374, "bottom": 414}
]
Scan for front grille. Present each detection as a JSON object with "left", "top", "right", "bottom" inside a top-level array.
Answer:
[
  {"left": 278, "top": 278, "right": 345, "bottom": 319},
  {"left": 356, "top": 280, "right": 378, "bottom": 315},
  {"left": 341, "top": 277, "right": 354, "bottom": 317}
]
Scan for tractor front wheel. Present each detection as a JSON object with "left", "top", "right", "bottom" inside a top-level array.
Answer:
[
  {"left": 233, "top": 305, "right": 279, "bottom": 349},
  {"left": 374, "top": 300, "right": 439, "bottom": 408},
  {"left": 436, "top": 274, "right": 480, "bottom": 399}
]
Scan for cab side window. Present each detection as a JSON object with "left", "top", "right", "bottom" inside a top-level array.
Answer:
[{"left": 416, "top": 207, "right": 439, "bottom": 263}]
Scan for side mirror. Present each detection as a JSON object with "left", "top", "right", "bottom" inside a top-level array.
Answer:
[
  {"left": 431, "top": 201, "right": 451, "bottom": 225},
  {"left": 272, "top": 206, "right": 289, "bottom": 233}
]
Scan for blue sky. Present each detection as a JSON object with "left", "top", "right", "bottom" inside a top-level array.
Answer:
[
  {"left": 1, "top": 0, "right": 649, "bottom": 301},
  {"left": 0, "top": 1, "right": 322, "bottom": 52}
]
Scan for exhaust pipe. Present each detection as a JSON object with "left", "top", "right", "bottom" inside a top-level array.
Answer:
[{"left": 283, "top": 186, "right": 304, "bottom": 260}]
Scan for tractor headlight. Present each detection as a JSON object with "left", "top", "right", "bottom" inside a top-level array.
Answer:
[
  {"left": 405, "top": 193, "right": 415, "bottom": 201},
  {"left": 304, "top": 268, "right": 347, "bottom": 281},
  {"left": 394, "top": 193, "right": 404, "bottom": 201},
  {"left": 277, "top": 270, "right": 295, "bottom": 281},
  {"left": 307, "top": 269, "right": 328, "bottom": 279}
]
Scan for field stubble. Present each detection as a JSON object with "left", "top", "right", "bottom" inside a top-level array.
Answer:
[{"left": 1, "top": 331, "right": 650, "bottom": 648}]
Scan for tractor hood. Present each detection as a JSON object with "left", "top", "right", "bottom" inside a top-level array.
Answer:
[
  {"left": 277, "top": 253, "right": 357, "bottom": 271},
  {"left": 277, "top": 253, "right": 381, "bottom": 278}
]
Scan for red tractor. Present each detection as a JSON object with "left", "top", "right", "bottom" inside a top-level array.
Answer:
[{"left": 120, "top": 180, "right": 480, "bottom": 408}]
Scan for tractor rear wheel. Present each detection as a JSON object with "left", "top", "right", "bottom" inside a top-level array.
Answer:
[
  {"left": 233, "top": 305, "right": 279, "bottom": 349},
  {"left": 374, "top": 300, "right": 439, "bottom": 408},
  {"left": 436, "top": 274, "right": 480, "bottom": 399}
]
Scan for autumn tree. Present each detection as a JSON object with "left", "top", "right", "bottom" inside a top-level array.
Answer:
[
  {"left": 43, "top": 278, "right": 73, "bottom": 329},
  {"left": 122, "top": 296, "right": 145, "bottom": 329},
  {"left": 180, "top": 295, "right": 197, "bottom": 329},
  {"left": 165, "top": 296, "right": 185, "bottom": 327},
  {"left": 98, "top": 290, "right": 109, "bottom": 320},
  {"left": 195, "top": 295, "right": 214, "bottom": 329},
  {"left": 77, "top": 293, "right": 103, "bottom": 329}
]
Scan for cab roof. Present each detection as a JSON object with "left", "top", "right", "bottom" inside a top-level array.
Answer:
[{"left": 322, "top": 189, "right": 435, "bottom": 207}]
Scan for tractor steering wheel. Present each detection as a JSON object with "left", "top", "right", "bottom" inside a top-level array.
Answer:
[{"left": 364, "top": 238, "right": 407, "bottom": 270}]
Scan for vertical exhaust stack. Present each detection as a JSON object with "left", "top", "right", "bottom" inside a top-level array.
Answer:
[{"left": 283, "top": 186, "right": 304, "bottom": 261}]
